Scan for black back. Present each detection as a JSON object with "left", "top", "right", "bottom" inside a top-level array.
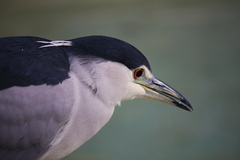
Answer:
[{"left": 0, "top": 36, "right": 70, "bottom": 90}]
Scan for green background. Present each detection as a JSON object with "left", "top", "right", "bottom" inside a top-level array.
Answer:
[{"left": 1, "top": 0, "right": 240, "bottom": 159}]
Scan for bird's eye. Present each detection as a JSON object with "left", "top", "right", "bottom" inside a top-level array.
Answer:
[{"left": 134, "top": 68, "right": 144, "bottom": 79}]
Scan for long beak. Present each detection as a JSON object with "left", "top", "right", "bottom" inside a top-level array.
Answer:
[{"left": 135, "top": 77, "right": 193, "bottom": 112}]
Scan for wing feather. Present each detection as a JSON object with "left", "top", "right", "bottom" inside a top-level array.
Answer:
[{"left": 0, "top": 82, "right": 75, "bottom": 159}]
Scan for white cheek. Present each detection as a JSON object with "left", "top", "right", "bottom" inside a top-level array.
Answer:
[{"left": 122, "top": 82, "right": 146, "bottom": 101}]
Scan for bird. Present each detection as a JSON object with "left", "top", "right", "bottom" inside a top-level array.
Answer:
[{"left": 0, "top": 35, "right": 192, "bottom": 160}]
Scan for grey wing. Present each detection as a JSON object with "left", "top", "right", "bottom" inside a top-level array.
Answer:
[{"left": 0, "top": 79, "right": 75, "bottom": 160}]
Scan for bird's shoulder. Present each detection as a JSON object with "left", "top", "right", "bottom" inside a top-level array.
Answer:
[{"left": 0, "top": 36, "right": 70, "bottom": 90}]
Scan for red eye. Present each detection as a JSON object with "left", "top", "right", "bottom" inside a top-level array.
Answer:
[{"left": 134, "top": 68, "right": 144, "bottom": 79}]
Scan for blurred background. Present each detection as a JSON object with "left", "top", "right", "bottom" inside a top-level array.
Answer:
[{"left": 1, "top": 0, "right": 240, "bottom": 159}]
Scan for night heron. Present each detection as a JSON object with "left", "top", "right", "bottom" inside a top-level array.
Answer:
[{"left": 0, "top": 36, "right": 192, "bottom": 160}]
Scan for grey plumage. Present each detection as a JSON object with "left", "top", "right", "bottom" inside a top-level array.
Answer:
[{"left": 0, "top": 79, "right": 75, "bottom": 159}]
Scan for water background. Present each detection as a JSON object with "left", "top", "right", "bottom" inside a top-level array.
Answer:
[{"left": 1, "top": 0, "right": 240, "bottom": 159}]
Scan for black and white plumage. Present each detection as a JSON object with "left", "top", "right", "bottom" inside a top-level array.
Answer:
[{"left": 0, "top": 36, "right": 192, "bottom": 160}]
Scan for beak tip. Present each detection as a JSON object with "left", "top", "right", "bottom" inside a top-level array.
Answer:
[
  {"left": 173, "top": 99, "right": 193, "bottom": 112},
  {"left": 186, "top": 107, "right": 193, "bottom": 112},
  {"left": 178, "top": 104, "right": 193, "bottom": 112}
]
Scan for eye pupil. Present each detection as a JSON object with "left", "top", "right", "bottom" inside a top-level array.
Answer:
[{"left": 134, "top": 68, "right": 144, "bottom": 79}]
